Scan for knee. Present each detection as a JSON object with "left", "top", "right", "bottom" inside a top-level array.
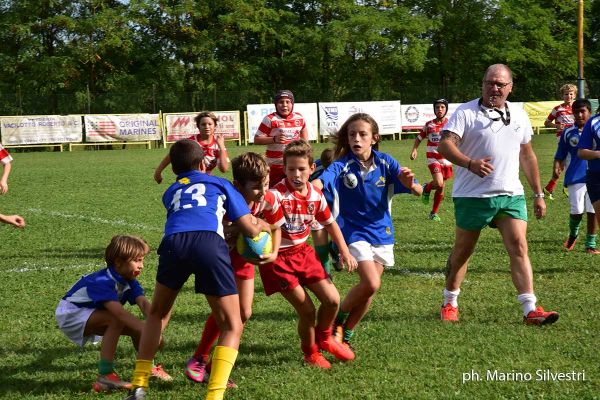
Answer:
[
  {"left": 321, "top": 291, "right": 340, "bottom": 310},
  {"left": 360, "top": 278, "right": 381, "bottom": 297},
  {"left": 298, "top": 304, "right": 317, "bottom": 322},
  {"left": 240, "top": 307, "right": 252, "bottom": 324}
]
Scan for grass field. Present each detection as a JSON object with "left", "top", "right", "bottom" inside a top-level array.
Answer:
[{"left": 0, "top": 135, "right": 598, "bottom": 399}]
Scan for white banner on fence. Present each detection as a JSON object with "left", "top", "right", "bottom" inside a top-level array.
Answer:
[
  {"left": 318, "top": 101, "right": 401, "bottom": 137},
  {"left": 164, "top": 111, "right": 241, "bottom": 142},
  {"left": 84, "top": 114, "right": 161, "bottom": 142},
  {"left": 246, "top": 103, "right": 319, "bottom": 143},
  {"left": 0, "top": 115, "right": 82, "bottom": 145}
]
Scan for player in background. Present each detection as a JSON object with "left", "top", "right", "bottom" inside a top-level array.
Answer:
[
  {"left": 543, "top": 84, "right": 577, "bottom": 200},
  {"left": 577, "top": 101, "right": 600, "bottom": 238},
  {"left": 185, "top": 152, "right": 283, "bottom": 387},
  {"left": 259, "top": 140, "right": 358, "bottom": 369},
  {"left": 253, "top": 90, "right": 308, "bottom": 187},
  {"left": 125, "top": 140, "right": 270, "bottom": 400},
  {"left": 410, "top": 99, "right": 453, "bottom": 222},
  {"left": 314, "top": 113, "right": 422, "bottom": 350},
  {"left": 154, "top": 111, "right": 229, "bottom": 183},
  {"left": 0, "top": 143, "right": 13, "bottom": 194},
  {"left": 56, "top": 235, "right": 171, "bottom": 393},
  {"left": 555, "top": 99, "right": 599, "bottom": 254}
]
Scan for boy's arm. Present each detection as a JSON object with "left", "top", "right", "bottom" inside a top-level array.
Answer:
[
  {"left": 323, "top": 221, "right": 358, "bottom": 272},
  {"left": 216, "top": 134, "right": 229, "bottom": 173},
  {"left": 0, "top": 213, "right": 25, "bottom": 228},
  {"left": 577, "top": 148, "right": 600, "bottom": 160},
  {"left": 398, "top": 167, "right": 423, "bottom": 196},
  {"left": 136, "top": 295, "right": 152, "bottom": 317},
  {"left": 300, "top": 126, "right": 309, "bottom": 141},
  {"left": 0, "top": 162, "right": 11, "bottom": 194},
  {"left": 235, "top": 214, "right": 270, "bottom": 238},
  {"left": 258, "top": 225, "right": 281, "bottom": 265},
  {"left": 154, "top": 154, "right": 171, "bottom": 184},
  {"left": 103, "top": 300, "right": 145, "bottom": 333}
]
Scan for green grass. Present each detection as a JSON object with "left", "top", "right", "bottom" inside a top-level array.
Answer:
[{"left": 0, "top": 135, "right": 598, "bottom": 399}]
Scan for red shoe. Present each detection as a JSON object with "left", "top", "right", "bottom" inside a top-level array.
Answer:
[
  {"left": 440, "top": 303, "right": 459, "bottom": 322},
  {"left": 303, "top": 352, "right": 331, "bottom": 369},
  {"left": 563, "top": 236, "right": 577, "bottom": 251},
  {"left": 524, "top": 306, "right": 559, "bottom": 326},
  {"left": 318, "top": 337, "right": 355, "bottom": 361},
  {"left": 585, "top": 248, "right": 600, "bottom": 254},
  {"left": 151, "top": 364, "right": 172, "bottom": 381}
]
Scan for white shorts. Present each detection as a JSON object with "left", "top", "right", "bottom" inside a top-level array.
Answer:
[
  {"left": 55, "top": 300, "right": 101, "bottom": 347},
  {"left": 348, "top": 241, "right": 395, "bottom": 267},
  {"left": 568, "top": 183, "right": 595, "bottom": 214}
]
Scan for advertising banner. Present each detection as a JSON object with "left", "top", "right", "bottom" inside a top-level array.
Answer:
[
  {"left": 164, "top": 111, "right": 241, "bottom": 142},
  {"left": 84, "top": 114, "right": 161, "bottom": 142},
  {"left": 0, "top": 115, "right": 82, "bottom": 145},
  {"left": 246, "top": 103, "right": 319, "bottom": 143},
  {"left": 400, "top": 103, "right": 460, "bottom": 131},
  {"left": 523, "top": 101, "right": 561, "bottom": 128},
  {"left": 318, "top": 101, "right": 401, "bottom": 137}
]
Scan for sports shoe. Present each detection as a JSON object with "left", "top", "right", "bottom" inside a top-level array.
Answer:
[
  {"left": 562, "top": 186, "right": 569, "bottom": 197},
  {"left": 185, "top": 357, "right": 207, "bottom": 383},
  {"left": 331, "top": 322, "right": 344, "bottom": 344},
  {"left": 523, "top": 306, "right": 559, "bottom": 326},
  {"left": 440, "top": 303, "right": 459, "bottom": 322},
  {"left": 563, "top": 236, "right": 577, "bottom": 251},
  {"left": 318, "top": 337, "right": 355, "bottom": 361},
  {"left": 303, "top": 352, "right": 331, "bottom": 369},
  {"left": 92, "top": 372, "right": 132, "bottom": 392},
  {"left": 543, "top": 187, "right": 554, "bottom": 201},
  {"left": 585, "top": 247, "right": 600, "bottom": 254},
  {"left": 124, "top": 387, "right": 146, "bottom": 400},
  {"left": 421, "top": 184, "right": 430, "bottom": 205},
  {"left": 429, "top": 212, "right": 441, "bottom": 222},
  {"left": 151, "top": 364, "right": 172, "bottom": 381}
]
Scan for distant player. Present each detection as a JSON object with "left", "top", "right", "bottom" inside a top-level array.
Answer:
[
  {"left": 0, "top": 143, "right": 13, "bottom": 194},
  {"left": 543, "top": 84, "right": 577, "bottom": 200},
  {"left": 555, "top": 99, "right": 598, "bottom": 254},
  {"left": 259, "top": 140, "right": 358, "bottom": 369},
  {"left": 410, "top": 98, "right": 453, "bottom": 221},
  {"left": 125, "top": 139, "right": 270, "bottom": 400},
  {"left": 577, "top": 101, "right": 600, "bottom": 237},
  {"left": 185, "top": 152, "right": 283, "bottom": 387},
  {"left": 55, "top": 235, "right": 171, "bottom": 393},
  {"left": 154, "top": 111, "right": 229, "bottom": 183},
  {"left": 253, "top": 90, "right": 308, "bottom": 187}
]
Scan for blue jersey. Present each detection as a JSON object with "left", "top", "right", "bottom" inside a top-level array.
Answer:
[
  {"left": 309, "top": 159, "right": 325, "bottom": 181},
  {"left": 555, "top": 125, "right": 587, "bottom": 186},
  {"left": 319, "top": 150, "right": 411, "bottom": 245},
  {"left": 62, "top": 265, "right": 144, "bottom": 309},
  {"left": 578, "top": 114, "right": 600, "bottom": 173},
  {"left": 162, "top": 170, "right": 250, "bottom": 238}
]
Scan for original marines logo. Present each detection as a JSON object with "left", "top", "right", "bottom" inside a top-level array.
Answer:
[
  {"left": 282, "top": 201, "right": 293, "bottom": 214},
  {"left": 343, "top": 172, "right": 358, "bottom": 189},
  {"left": 405, "top": 106, "right": 419, "bottom": 123},
  {"left": 307, "top": 203, "right": 315, "bottom": 215}
]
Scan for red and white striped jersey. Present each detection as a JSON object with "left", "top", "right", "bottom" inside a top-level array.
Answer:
[
  {"left": 418, "top": 118, "right": 451, "bottom": 166},
  {"left": 255, "top": 112, "right": 306, "bottom": 167},
  {"left": 188, "top": 134, "right": 222, "bottom": 173},
  {"left": 266, "top": 179, "right": 333, "bottom": 249},
  {"left": 547, "top": 103, "right": 574, "bottom": 136},
  {"left": 250, "top": 190, "right": 285, "bottom": 227},
  {"left": 0, "top": 144, "right": 12, "bottom": 165}
]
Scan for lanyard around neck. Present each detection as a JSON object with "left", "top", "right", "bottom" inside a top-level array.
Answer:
[{"left": 478, "top": 98, "right": 511, "bottom": 126}]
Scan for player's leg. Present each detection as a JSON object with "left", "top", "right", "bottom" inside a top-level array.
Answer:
[
  {"left": 544, "top": 159, "right": 563, "bottom": 200},
  {"left": 430, "top": 171, "right": 445, "bottom": 220},
  {"left": 496, "top": 217, "right": 558, "bottom": 325},
  {"left": 422, "top": 164, "right": 436, "bottom": 205},
  {"left": 311, "top": 226, "right": 332, "bottom": 276},
  {"left": 204, "top": 293, "right": 243, "bottom": 400},
  {"left": 280, "top": 286, "right": 330, "bottom": 368},
  {"left": 583, "top": 190, "right": 599, "bottom": 253}
]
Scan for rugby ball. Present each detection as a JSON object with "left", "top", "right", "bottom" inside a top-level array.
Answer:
[{"left": 236, "top": 231, "right": 272, "bottom": 260}]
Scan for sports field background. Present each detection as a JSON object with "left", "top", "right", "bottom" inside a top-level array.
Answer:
[{"left": 0, "top": 135, "right": 598, "bottom": 399}]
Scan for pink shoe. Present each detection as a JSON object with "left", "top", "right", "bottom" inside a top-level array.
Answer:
[
  {"left": 185, "top": 357, "right": 207, "bottom": 383},
  {"left": 524, "top": 306, "right": 559, "bottom": 326},
  {"left": 440, "top": 303, "right": 459, "bottom": 322}
]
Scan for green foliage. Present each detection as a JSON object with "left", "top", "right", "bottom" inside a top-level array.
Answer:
[{"left": 0, "top": 136, "right": 599, "bottom": 398}]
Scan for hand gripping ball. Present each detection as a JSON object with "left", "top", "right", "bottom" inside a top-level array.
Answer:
[{"left": 236, "top": 231, "right": 273, "bottom": 260}]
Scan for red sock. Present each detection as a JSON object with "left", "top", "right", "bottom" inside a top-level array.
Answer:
[
  {"left": 545, "top": 179, "right": 557, "bottom": 193},
  {"left": 193, "top": 314, "right": 220, "bottom": 360},
  {"left": 301, "top": 342, "right": 319, "bottom": 356},
  {"left": 432, "top": 190, "right": 444, "bottom": 214},
  {"left": 424, "top": 182, "right": 433, "bottom": 194}
]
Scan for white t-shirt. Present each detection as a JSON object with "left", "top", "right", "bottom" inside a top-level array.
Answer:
[{"left": 445, "top": 98, "right": 533, "bottom": 198}]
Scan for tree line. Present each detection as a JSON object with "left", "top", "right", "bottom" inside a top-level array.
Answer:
[{"left": 0, "top": 0, "right": 599, "bottom": 115}]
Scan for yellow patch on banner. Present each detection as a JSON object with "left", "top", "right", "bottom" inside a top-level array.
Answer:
[{"left": 178, "top": 177, "right": 190, "bottom": 185}]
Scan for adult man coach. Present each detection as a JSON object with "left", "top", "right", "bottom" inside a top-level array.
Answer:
[{"left": 437, "top": 64, "right": 559, "bottom": 325}]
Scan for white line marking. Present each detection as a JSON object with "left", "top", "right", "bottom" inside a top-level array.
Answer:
[
  {"left": 6, "top": 263, "right": 97, "bottom": 273},
  {"left": 26, "top": 208, "right": 162, "bottom": 232}
]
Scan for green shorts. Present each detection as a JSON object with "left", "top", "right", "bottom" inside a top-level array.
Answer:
[{"left": 453, "top": 195, "right": 528, "bottom": 231}]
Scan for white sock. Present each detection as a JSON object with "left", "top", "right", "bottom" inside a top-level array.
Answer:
[
  {"left": 443, "top": 288, "right": 460, "bottom": 308},
  {"left": 517, "top": 293, "right": 537, "bottom": 316}
]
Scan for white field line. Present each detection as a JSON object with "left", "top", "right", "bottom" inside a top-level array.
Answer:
[
  {"left": 6, "top": 262, "right": 97, "bottom": 273},
  {"left": 26, "top": 207, "right": 162, "bottom": 232},
  {"left": 390, "top": 268, "right": 445, "bottom": 279}
]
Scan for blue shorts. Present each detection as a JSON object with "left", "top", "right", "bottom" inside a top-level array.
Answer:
[
  {"left": 156, "top": 231, "right": 237, "bottom": 297},
  {"left": 586, "top": 170, "right": 600, "bottom": 204}
]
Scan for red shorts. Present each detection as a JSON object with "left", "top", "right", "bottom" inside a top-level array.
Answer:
[
  {"left": 258, "top": 242, "right": 328, "bottom": 296},
  {"left": 230, "top": 248, "right": 255, "bottom": 280},
  {"left": 428, "top": 163, "right": 453, "bottom": 180},
  {"left": 269, "top": 165, "right": 286, "bottom": 188}
]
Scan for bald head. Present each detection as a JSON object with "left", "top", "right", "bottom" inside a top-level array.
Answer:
[{"left": 483, "top": 64, "right": 513, "bottom": 81}]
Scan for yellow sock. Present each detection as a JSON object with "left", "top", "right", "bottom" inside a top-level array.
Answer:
[
  {"left": 131, "top": 359, "right": 152, "bottom": 389},
  {"left": 206, "top": 346, "right": 238, "bottom": 400}
]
